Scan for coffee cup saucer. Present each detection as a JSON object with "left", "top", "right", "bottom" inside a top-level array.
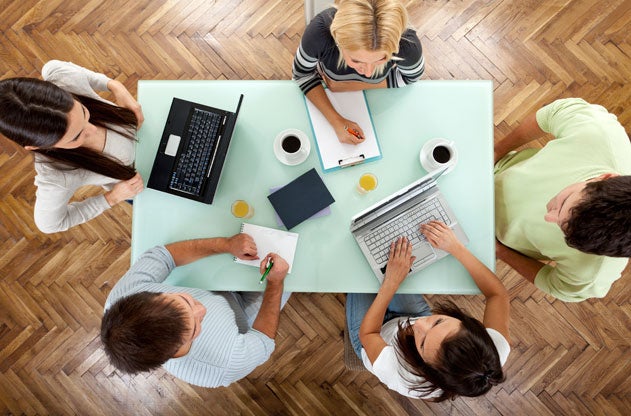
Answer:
[
  {"left": 273, "top": 129, "right": 310, "bottom": 166},
  {"left": 419, "top": 137, "right": 458, "bottom": 174}
]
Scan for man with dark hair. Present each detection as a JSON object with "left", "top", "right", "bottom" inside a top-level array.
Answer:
[
  {"left": 494, "top": 98, "right": 631, "bottom": 302},
  {"left": 101, "top": 233, "right": 290, "bottom": 387}
]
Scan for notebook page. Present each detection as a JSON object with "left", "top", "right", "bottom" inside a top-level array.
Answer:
[
  {"left": 305, "top": 90, "right": 380, "bottom": 170},
  {"left": 235, "top": 223, "right": 299, "bottom": 273}
]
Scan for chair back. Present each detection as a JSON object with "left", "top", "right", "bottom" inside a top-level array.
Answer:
[{"left": 304, "top": 0, "right": 334, "bottom": 24}]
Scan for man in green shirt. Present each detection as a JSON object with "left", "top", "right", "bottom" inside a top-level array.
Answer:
[{"left": 494, "top": 98, "right": 631, "bottom": 302}]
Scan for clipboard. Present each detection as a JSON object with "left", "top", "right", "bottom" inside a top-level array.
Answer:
[{"left": 304, "top": 90, "right": 382, "bottom": 172}]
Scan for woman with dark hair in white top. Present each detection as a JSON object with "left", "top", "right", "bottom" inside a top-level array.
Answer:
[
  {"left": 347, "top": 221, "right": 511, "bottom": 400},
  {"left": 0, "top": 60, "right": 144, "bottom": 233}
]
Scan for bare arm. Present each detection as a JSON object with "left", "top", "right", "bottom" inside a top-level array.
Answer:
[
  {"left": 495, "top": 240, "right": 545, "bottom": 284},
  {"left": 494, "top": 112, "right": 545, "bottom": 163},
  {"left": 360, "top": 237, "right": 415, "bottom": 363},
  {"left": 252, "top": 253, "right": 288, "bottom": 339},
  {"left": 422, "top": 222, "right": 510, "bottom": 342},
  {"left": 305, "top": 84, "right": 365, "bottom": 145},
  {"left": 164, "top": 233, "right": 258, "bottom": 266}
]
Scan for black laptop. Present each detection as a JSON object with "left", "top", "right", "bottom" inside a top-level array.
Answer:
[{"left": 147, "top": 95, "right": 243, "bottom": 204}]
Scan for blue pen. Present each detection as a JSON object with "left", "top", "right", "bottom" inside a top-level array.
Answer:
[{"left": 259, "top": 259, "right": 274, "bottom": 284}]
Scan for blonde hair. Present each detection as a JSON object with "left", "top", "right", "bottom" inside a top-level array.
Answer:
[{"left": 330, "top": 0, "right": 408, "bottom": 76}]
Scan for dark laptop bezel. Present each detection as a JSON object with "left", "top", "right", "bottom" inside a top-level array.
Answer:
[{"left": 147, "top": 95, "right": 243, "bottom": 204}]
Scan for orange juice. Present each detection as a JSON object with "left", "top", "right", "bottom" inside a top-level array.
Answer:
[
  {"left": 231, "top": 200, "right": 254, "bottom": 218},
  {"left": 358, "top": 173, "right": 378, "bottom": 194}
]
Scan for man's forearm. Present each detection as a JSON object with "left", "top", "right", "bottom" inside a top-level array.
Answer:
[
  {"left": 494, "top": 113, "right": 545, "bottom": 163},
  {"left": 496, "top": 242, "right": 545, "bottom": 284},
  {"left": 165, "top": 238, "right": 229, "bottom": 267},
  {"left": 252, "top": 282, "right": 284, "bottom": 339}
]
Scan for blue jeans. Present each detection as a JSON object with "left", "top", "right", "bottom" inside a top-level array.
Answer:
[
  {"left": 231, "top": 291, "right": 292, "bottom": 327},
  {"left": 346, "top": 293, "right": 432, "bottom": 359}
]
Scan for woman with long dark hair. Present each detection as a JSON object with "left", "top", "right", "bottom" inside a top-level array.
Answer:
[
  {"left": 0, "top": 60, "right": 144, "bottom": 233},
  {"left": 346, "top": 221, "right": 510, "bottom": 400}
]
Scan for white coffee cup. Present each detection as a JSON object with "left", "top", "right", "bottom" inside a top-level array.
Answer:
[
  {"left": 274, "top": 129, "right": 310, "bottom": 166},
  {"left": 420, "top": 138, "right": 458, "bottom": 173}
]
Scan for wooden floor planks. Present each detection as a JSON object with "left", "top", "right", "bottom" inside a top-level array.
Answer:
[{"left": 0, "top": 1, "right": 630, "bottom": 415}]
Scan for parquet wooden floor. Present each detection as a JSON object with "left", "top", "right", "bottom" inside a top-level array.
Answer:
[{"left": 1, "top": 1, "right": 630, "bottom": 415}]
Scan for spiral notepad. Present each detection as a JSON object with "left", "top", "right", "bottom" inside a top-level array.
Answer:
[{"left": 234, "top": 223, "right": 299, "bottom": 273}]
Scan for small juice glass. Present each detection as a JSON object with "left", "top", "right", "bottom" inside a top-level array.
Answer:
[
  {"left": 357, "top": 173, "right": 378, "bottom": 194},
  {"left": 231, "top": 200, "right": 254, "bottom": 218}
]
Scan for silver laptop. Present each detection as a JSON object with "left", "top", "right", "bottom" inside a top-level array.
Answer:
[{"left": 350, "top": 167, "right": 468, "bottom": 283}]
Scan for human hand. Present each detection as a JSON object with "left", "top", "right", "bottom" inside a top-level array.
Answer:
[
  {"left": 420, "top": 221, "right": 463, "bottom": 254},
  {"left": 333, "top": 119, "right": 365, "bottom": 145},
  {"left": 227, "top": 233, "right": 259, "bottom": 260},
  {"left": 108, "top": 80, "right": 144, "bottom": 128},
  {"left": 259, "top": 253, "right": 289, "bottom": 285},
  {"left": 383, "top": 237, "right": 416, "bottom": 288},
  {"left": 104, "top": 172, "right": 144, "bottom": 206}
]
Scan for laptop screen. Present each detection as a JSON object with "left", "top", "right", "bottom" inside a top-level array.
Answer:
[{"left": 351, "top": 167, "right": 449, "bottom": 227}]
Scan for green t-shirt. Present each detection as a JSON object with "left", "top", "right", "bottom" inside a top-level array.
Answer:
[{"left": 495, "top": 98, "right": 631, "bottom": 302}]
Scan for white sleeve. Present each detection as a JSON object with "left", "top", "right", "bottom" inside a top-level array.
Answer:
[
  {"left": 41, "top": 60, "right": 111, "bottom": 100},
  {"left": 33, "top": 163, "right": 111, "bottom": 233},
  {"left": 486, "top": 328, "right": 511, "bottom": 365},
  {"left": 361, "top": 346, "right": 431, "bottom": 399}
]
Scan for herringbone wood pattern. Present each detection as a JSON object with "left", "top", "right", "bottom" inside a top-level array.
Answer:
[{"left": 1, "top": 0, "right": 630, "bottom": 415}]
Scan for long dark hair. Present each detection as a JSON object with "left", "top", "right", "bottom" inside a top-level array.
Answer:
[
  {"left": 394, "top": 301, "right": 505, "bottom": 401},
  {"left": 0, "top": 77, "right": 137, "bottom": 180},
  {"left": 101, "top": 292, "right": 188, "bottom": 374}
]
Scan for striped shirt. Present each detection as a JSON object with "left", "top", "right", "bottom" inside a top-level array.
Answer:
[
  {"left": 292, "top": 8, "right": 425, "bottom": 95},
  {"left": 104, "top": 246, "right": 275, "bottom": 387}
]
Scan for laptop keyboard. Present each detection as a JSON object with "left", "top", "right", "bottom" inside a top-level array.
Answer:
[
  {"left": 169, "top": 109, "right": 223, "bottom": 196},
  {"left": 364, "top": 198, "right": 450, "bottom": 264}
]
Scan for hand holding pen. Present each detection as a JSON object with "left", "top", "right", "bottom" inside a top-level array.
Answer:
[
  {"left": 260, "top": 259, "right": 273, "bottom": 284},
  {"left": 346, "top": 126, "right": 364, "bottom": 142},
  {"left": 258, "top": 253, "right": 289, "bottom": 285},
  {"left": 336, "top": 120, "right": 364, "bottom": 145}
]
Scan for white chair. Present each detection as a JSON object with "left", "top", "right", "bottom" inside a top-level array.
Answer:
[{"left": 304, "top": 0, "right": 335, "bottom": 24}]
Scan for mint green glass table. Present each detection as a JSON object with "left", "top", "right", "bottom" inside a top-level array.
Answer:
[{"left": 134, "top": 80, "right": 493, "bottom": 294}]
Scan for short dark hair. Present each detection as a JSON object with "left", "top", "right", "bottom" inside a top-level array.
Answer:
[
  {"left": 100, "top": 292, "right": 188, "bottom": 374},
  {"left": 564, "top": 175, "right": 631, "bottom": 257},
  {"left": 394, "top": 301, "right": 505, "bottom": 401}
]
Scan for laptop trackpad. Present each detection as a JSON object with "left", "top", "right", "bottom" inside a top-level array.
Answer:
[
  {"left": 165, "top": 134, "right": 181, "bottom": 156},
  {"left": 412, "top": 243, "right": 435, "bottom": 266},
  {"left": 379, "top": 243, "right": 436, "bottom": 275}
]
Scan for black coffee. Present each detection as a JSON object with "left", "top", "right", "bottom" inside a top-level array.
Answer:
[
  {"left": 281, "top": 135, "right": 301, "bottom": 153},
  {"left": 432, "top": 145, "right": 451, "bottom": 164}
]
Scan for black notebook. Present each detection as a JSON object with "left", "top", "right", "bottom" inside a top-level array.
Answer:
[{"left": 267, "top": 168, "right": 335, "bottom": 230}]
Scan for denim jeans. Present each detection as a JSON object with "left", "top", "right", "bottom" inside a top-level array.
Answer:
[
  {"left": 232, "top": 291, "right": 292, "bottom": 327},
  {"left": 346, "top": 293, "right": 432, "bottom": 359}
]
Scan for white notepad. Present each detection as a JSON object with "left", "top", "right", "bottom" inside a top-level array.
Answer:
[
  {"left": 305, "top": 90, "right": 381, "bottom": 171},
  {"left": 235, "top": 223, "right": 299, "bottom": 273}
]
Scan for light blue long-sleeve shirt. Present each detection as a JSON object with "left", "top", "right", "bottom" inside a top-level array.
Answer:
[{"left": 104, "top": 246, "right": 275, "bottom": 387}]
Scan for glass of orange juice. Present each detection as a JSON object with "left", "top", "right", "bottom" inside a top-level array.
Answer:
[
  {"left": 357, "top": 173, "right": 378, "bottom": 194},
  {"left": 231, "top": 200, "right": 254, "bottom": 218}
]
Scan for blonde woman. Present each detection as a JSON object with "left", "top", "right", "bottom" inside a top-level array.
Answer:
[{"left": 293, "top": 0, "right": 424, "bottom": 144}]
